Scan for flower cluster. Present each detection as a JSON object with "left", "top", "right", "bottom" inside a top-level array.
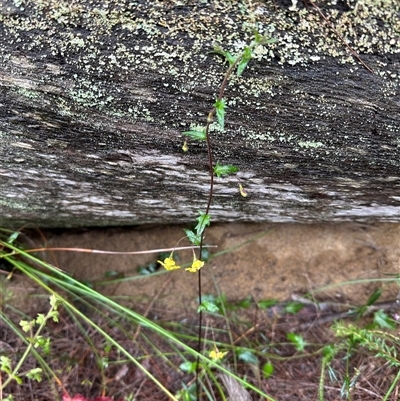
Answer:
[
  {"left": 158, "top": 252, "right": 204, "bottom": 273},
  {"left": 209, "top": 346, "right": 228, "bottom": 361}
]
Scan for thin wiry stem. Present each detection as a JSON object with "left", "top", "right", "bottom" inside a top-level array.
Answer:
[{"left": 195, "top": 54, "right": 242, "bottom": 401}]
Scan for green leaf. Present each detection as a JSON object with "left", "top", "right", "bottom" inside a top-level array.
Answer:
[
  {"left": 215, "top": 293, "right": 229, "bottom": 310},
  {"left": 366, "top": 289, "right": 382, "bottom": 306},
  {"left": 183, "top": 213, "right": 210, "bottom": 247},
  {"left": 213, "top": 162, "right": 239, "bottom": 178},
  {"left": 198, "top": 300, "right": 220, "bottom": 313},
  {"left": 20, "top": 320, "right": 35, "bottom": 332},
  {"left": 237, "top": 296, "right": 252, "bottom": 309},
  {"left": 323, "top": 344, "right": 336, "bottom": 359},
  {"left": 36, "top": 313, "right": 46, "bottom": 325},
  {"left": 179, "top": 361, "right": 197, "bottom": 373},
  {"left": 26, "top": 368, "right": 43, "bottom": 382},
  {"left": 285, "top": 301, "right": 304, "bottom": 314},
  {"left": 212, "top": 45, "right": 236, "bottom": 65},
  {"left": 194, "top": 212, "right": 211, "bottom": 238},
  {"left": 262, "top": 361, "right": 274, "bottom": 378},
  {"left": 183, "top": 129, "right": 206, "bottom": 141},
  {"left": 237, "top": 349, "right": 259, "bottom": 365},
  {"left": 0, "top": 356, "right": 12, "bottom": 372},
  {"left": 287, "top": 332, "right": 307, "bottom": 352},
  {"left": 214, "top": 98, "right": 226, "bottom": 130},
  {"left": 253, "top": 31, "right": 278, "bottom": 46},
  {"left": 258, "top": 299, "right": 278, "bottom": 309},
  {"left": 104, "top": 342, "right": 112, "bottom": 353},
  {"left": 184, "top": 229, "right": 201, "bottom": 246},
  {"left": 49, "top": 294, "right": 62, "bottom": 309},
  {"left": 373, "top": 309, "right": 396, "bottom": 329},
  {"left": 237, "top": 46, "right": 252, "bottom": 76},
  {"left": 178, "top": 383, "right": 197, "bottom": 401},
  {"left": 201, "top": 248, "right": 210, "bottom": 262},
  {"left": 7, "top": 231, "right": 20, "bottom": 244},
  {"left": 34, "top": 336, "right": 50, "bottom": 353}
]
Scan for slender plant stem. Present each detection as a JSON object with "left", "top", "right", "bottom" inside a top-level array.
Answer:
[{"left": 195, "top": 54, "right": 242, "bottom": 401}]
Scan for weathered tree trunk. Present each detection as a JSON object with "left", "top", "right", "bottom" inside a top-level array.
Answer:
[{"left": 1, "top": 0, "right": 399, "bottom": 227}]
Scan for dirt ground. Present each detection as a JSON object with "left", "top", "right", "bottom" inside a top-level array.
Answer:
[
  {"left": 11, "top": 222, "right": 400, "bottom": 314},
  {"left": 3, "top": 222, "right": 400, "bottom": 401}
]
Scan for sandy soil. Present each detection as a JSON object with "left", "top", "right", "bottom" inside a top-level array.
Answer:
[{"left": 9, "top": 222, "right": 399, "bottom": 315}]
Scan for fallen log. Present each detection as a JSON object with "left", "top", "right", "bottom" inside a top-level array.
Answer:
[{"left": 1, "top": 0, "right": 399, "bottom": 227}]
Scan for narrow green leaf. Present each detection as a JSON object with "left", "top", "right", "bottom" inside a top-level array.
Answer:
[
  {"left": 366, "top": 288, "right": 382, "bottom": 306},
  {"left": 258, "top": 299, "right": 278, "bottom": 309},
  {"left": 183, "top": 129, "right": 206, "bottom": 141},
  {"left": 237, "top": 46, "right": 252, "bottom": 76},
  {"left": 285, "top": 301, "right": 304, "bottom": 314},
  {"left": 214, "top": 98, "right": 226, "bottom": 130},
  {"left": 7, "top": 231, "right": 20, "bottom": 244},
  {"left": 213, "top": 162, "right": 239, "bottom": 178},
  {"left": 237, "top": 296, "right": 252, "bottom": 309}
]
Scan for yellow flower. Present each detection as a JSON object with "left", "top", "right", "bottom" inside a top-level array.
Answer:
[
  {"left": 185, "top": 257, "right": 204, "bottom": 273},
  {"left": 158, "top": 256, "right": 181, "bottom": 271},
  {"left": 209, "top": 348, "right": 228, "bottom": 361}
]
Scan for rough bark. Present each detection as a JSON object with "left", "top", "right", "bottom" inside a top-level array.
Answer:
[{"left": 0, "top": 0, "right": 399, "bottom": 227}]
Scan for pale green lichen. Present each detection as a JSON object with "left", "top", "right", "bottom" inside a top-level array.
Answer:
[
  {"left": 298, "top": 141, "right": 325, "bottom": 149},
  {"left": 3, "top": 0, "right": 397, "bottom": 95},
  {"left": 1, "top": 0, "right": 398, "bottom": 148},
  {"left": 0, "top": 197, "right": 40, "bottom": 212},
  {"left": 17, "top": 88, "right": 40, "bottom": 99}
]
